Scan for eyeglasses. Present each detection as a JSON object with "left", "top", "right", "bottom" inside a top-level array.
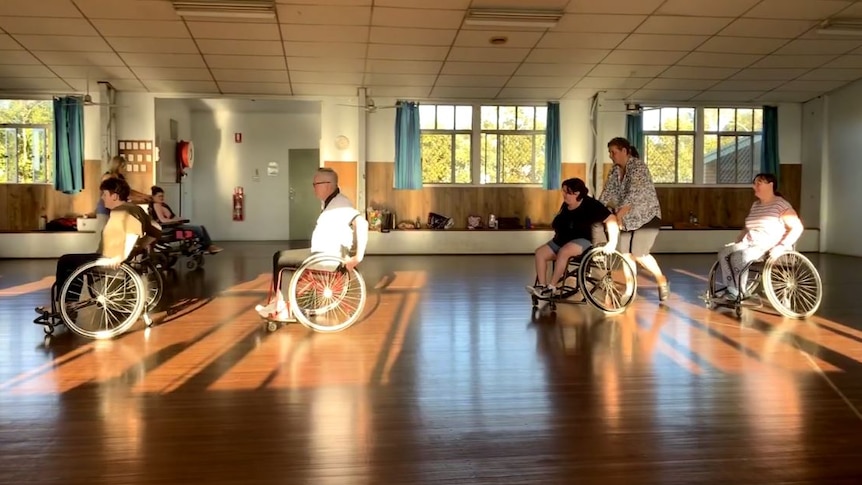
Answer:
[{"left": 312, "top": 181, "right": 330, "bottom": 186}]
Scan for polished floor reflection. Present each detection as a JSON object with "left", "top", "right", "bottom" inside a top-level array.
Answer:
[{"left": 2, "top": 244, "right": 862, "bottom": 484}]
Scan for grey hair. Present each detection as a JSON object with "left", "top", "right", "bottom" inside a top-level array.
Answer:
[{"left": 316, "top": 167, "right": 338, "bottom": 185}]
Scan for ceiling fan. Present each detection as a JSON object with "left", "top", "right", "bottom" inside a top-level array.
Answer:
[
  {"left": 337, "top": 97, "right": 399, "bottom": 113},
  {"left": 73, "top": 72, "right": 123, "bottom": 107}
]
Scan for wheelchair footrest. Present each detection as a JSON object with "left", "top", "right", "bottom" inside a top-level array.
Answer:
[{"left": 33, "top": 309, "right": 61, "bottom": 326}]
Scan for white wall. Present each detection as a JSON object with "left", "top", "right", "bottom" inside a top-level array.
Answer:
[
  {"left": 320, "top": 98, "right": 359, "bottom": 163},
  {"left": 154, "top": 98, "right": 192, "bottom": 216},
  {"left": 116, "top": 92, "right": 155, "bottom": 141},
  {"left": 821, "top": 80, "right": 862, "bottom": 256},
  {"left": 800, "top": 97, "right": 824, "bottom": 229},
  {"left": 83, "top": 103, "right": 102, "bottom": 160},
  {"left": 190, "top": 109, "right": 321, "bottom": 241}
]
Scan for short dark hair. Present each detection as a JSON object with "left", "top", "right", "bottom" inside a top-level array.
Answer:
[
  {"left": 562, "top": 177, "right": 589, "bottom": 201},
  {"left": 151, "top": 185, "right": 164, "bottom": 196},
  {"left": 100, "top": 177, "right": 131, "bottom": 201},
  {"left": 753, "top": 173, "right": 782, "bottom": 196}
]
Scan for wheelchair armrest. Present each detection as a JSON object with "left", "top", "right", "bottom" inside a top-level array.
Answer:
[{"left": 161, "top": 219, "right": 190, "bottom": 227}]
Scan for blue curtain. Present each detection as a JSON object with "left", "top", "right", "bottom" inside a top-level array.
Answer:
[
  {"left": 625, "top": 112, "right": 643, "bottom": 158},
  {"left": 543, "top": 101, "right": 562, "bottom": 190},
  {"left": 394, "top": 101, "right": 421, "bottom": 190},
  {"left": 53, "top": 97, "right": 84, "bottom": 194},
  {"left": 761, "top": 105, "right": 780, "bottom": 184}
]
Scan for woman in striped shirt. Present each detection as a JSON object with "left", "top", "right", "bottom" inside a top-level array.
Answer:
[{"left": 716, "top": 172, "right": 804, "bottom": 300}]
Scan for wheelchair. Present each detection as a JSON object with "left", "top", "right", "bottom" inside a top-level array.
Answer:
[
  {"left": 150, "top": 219, "right": 208, "bottom": 271},
  {"left": 532, "top": 243, "right": 638, "bottom": 315},
  {"left": 33, "top": 246, "right": 164, "bottom": 339},
  {"left": 265, "top": 254, "right": 367, "bottom": 334},
  {"left": 704, "top": 248, "right": 822, "bottom": 319}
]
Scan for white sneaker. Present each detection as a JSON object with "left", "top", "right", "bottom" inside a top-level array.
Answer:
[
  {"left": 529, "top": 285, "right": 554, "bottom": 298},
  {"left": 256, "top": 299, "right": 291, "bottom": 321}
]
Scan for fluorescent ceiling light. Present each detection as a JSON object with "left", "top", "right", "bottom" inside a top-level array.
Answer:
[
  {"left": 172, "top": 0, "right": 275, "bottom": 19},
  {"left": 816, "top": 18, "right": 862, "bottom": 36},
  {"left": 464, "top": 9, "right": 563, "bottom": 28}
]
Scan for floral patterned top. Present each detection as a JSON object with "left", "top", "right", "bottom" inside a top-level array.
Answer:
[{"left": 599, "top": 157, "right": 662, "bottom": 232}]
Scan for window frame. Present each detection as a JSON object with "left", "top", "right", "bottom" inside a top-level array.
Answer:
[
  {"left": 0, "top": 122, "right": 52, "bottom": 185},
  {"left": 420, "top": 103, "right": 548, "bottom": 188},
  {"left": 640, "top": 103, "right": 766, "bottom": 189}
]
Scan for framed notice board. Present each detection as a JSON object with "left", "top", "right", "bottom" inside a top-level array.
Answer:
[{"left": 118, "top": 140, "right": 154, "bottom": 174}]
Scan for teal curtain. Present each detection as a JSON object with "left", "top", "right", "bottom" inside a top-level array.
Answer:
[
  {"left": 625, "top": 112, "right": 643, "bottom": 157},
  {"left": 543, "top": 101, "right": 562, "bottom": 190},
  {"left": 53, "top": 97, "right": 84, "bottom": 194},
  {"left": 394, "top": 101, "right": 421, "bottom": 190},
  {"left": 761, "top": 105, "right": 780, "bottom": 184}
]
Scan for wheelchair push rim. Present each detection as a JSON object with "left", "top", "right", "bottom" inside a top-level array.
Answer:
[
  {"left": 763, "top": 251, "right": 822, "bottom": 319},
  {"left": 578, "top": 247, "right": 637, "bottom": 314},
  {"left": 287, "top": 254, "right": 367, "bottom": 333},
  {"left": 59, "top": 260, "right": 147, "bottom": 340}
]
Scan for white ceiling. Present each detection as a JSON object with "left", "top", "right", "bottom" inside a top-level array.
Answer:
[
  {"left": 2, "top": 0, "right": 862, "bottom": 103},
  {"left": 180, "top": 97, "right": 320, "bottom": 113}
]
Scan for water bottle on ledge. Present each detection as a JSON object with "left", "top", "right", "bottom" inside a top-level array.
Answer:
[
  {"left": 689, "top": 211, "right": 699, "bottom": 226},
  {"left": 488, "top": 214, "right": 497, "bottom": 229},
  {"left": 525, "top": 216, "right": 532, "bottom": 229}
]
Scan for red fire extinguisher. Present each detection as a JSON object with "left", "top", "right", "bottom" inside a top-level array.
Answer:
[{"left": 233, "top": 186, "right": 244, "bottom": 221}]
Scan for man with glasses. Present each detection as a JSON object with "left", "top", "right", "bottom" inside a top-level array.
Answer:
[{"left": 256, "top": 167, "right": 369, "bottom": 321}]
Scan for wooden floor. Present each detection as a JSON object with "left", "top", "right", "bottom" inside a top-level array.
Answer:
[{"left": 2, "top": 243, "right": 862, "bottom": 484}]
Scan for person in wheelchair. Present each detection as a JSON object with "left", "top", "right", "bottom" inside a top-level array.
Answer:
[
  {"left": 41, "top": 178, "right": 156, "bottom": 308},
  {"left": 527, "top": 177, "right": 620, "bottom": 299},
  {"left": 150, "top": 185, "right": 222, "bottom": 254},
  {"left": 712, "top": 172, "right": 803, "bottom": 301},
  {"left": 255, "top": 167, "right": 369, "bottom": 321}
]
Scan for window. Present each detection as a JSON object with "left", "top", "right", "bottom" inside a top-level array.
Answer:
[
  {"left": 703, "top": 107, "right": 763, "bottom": 184},
  {"left": 642, "top": 106, "right": 762, "bottom": 185},
  {"left": 0, "top": 100, "right": 53, "bottom": 184},
  {"left": 643, "top": 107, "right": 695, "bottom": 184},
  {"left": 480, "top": 105, "right": 547, "bottom": 184},
  {"left": 419, "top": 104, "right": 547, "bottom": 185},
  {"left": 419, "top": 104, "right": 472, "bottom": 184}
]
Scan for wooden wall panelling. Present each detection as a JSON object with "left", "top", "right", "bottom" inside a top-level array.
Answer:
[
  {"left": 0, "top": 160, "right": 102, "bottom": 232},
  {"left": 324, "top": 161, "right": 357, "bottom": 207},
  {"left": 601, "top": 163, "right": 802, "bottom": 228},
  {"left": 366, "top": 163, "right": 804, "bottom": 231},
  {"left": 365, "top": 162, "right": 586, "bottom": 228}
]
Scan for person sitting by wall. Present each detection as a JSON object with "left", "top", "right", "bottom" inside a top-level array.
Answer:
[{"left": 150, "top": 186, "right": 222, "bottom": 254}]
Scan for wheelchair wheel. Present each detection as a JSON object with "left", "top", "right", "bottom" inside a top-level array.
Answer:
[
  {"left": 706, "top": 259, "right": 762, "bottom": 306},
  {"left": 287, "top": 254, "right": 367, "bottom": 333},
  {"left": 132, "top": 259, "right": 164, "bottom": 312},
  {"left": 762, "top": 251, "right": 822, "bottom": 319},
  {"left": 59, "top": 260, "right": 147, "bottom": 339},
  {"left": 577, "top": 248, "right": 637, "bottom": 314},
  {"left": 705, "top": 261, "right": 722, "bottom": 307}
]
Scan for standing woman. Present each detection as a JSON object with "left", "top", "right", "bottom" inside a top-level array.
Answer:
[
  {"left": 94, "top": 156, "right": 151, "bottom": 235},
  {"left": 599, "top": 137, "right": 669, "bottom": 301}
]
